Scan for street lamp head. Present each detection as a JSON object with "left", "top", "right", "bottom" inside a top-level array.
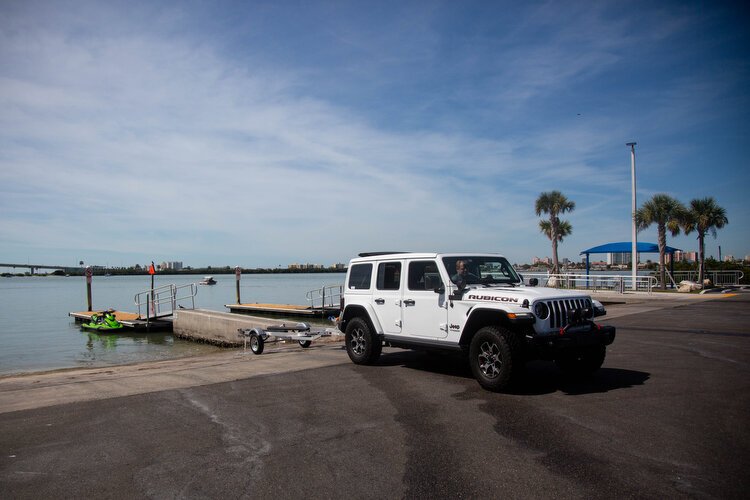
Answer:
[{"left": 626, "top": 142, "right": 636, "bottom": 147}]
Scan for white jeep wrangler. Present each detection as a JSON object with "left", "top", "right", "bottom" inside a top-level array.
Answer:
[{"left": 338, "top": 252, "right": 615, "bottom": 392}]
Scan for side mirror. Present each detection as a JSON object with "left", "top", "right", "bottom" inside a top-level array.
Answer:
[
  {"left": 529, "top": 278, "right": 539, "bottom": 287},
  {"left": 450, "top": 289, "right": 464, "bottom": 301},
  {"left": 434, "top": 285, "right": 445, "bottom": 294},
  {"left": 455, "top": 276, "right": 466, "bottom": 291}
]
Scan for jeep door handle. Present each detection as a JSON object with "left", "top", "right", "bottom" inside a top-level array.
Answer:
[
  {"left": 403, "top": 299, "right": 415, "bottom": 306},
  {"left": 375, "top": 298, "right": 385, "bottom": 305}
]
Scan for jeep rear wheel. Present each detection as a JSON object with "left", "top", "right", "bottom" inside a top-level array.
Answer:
[
  {"left": 345, "top": 317, "right": 381, "bottom": 365},
  {"left": 469, "top": 326, "right": 515, "bottom": 392},
  {"left": 556, "top": 345, "right": 606, "bottom": 376}
]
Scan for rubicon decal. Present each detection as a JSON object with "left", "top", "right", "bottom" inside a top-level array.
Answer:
[{"left": 467, "top": 294, "right": 519, "bottom": 303}]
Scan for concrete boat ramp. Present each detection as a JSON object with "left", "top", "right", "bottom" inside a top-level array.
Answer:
[
  {"left": 69, "top": 280, "right": 341, "bottom": 338},
  {"left": 70, "top": 308, "right": 340, "bottom": 347},
  {"left": 173, "top": 309, "right": 339, "bottom": 347}
]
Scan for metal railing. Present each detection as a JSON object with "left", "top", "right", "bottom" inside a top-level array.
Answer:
[
  {"left": 522, "top": 273, "right": 658, "bottom": 294},
  {"left": 669, "top": 270, "right": 744, "bottom": 287},
  {"left": 134, "top": 283, "right": 197, "bottom": 322},
  {"left": 306, "top": 284, "right": 343, "bottom": 309}
]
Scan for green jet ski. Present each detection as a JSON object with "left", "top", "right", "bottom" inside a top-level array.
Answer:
[{"left": 81, "top": 310, "right": 124, "bottom": 332}]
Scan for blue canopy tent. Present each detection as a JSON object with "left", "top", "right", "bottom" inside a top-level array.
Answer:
[{"left": 580, "top": 242, "right": 682, "bottom": 288}]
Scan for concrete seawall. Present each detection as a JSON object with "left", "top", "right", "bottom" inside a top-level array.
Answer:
[{"left": 173, "top": 309, "right": 340, "bottom": 347}]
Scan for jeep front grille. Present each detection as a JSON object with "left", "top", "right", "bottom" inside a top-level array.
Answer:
[{"left": 545, "top": 298, "right": 590, "bottom": 329}]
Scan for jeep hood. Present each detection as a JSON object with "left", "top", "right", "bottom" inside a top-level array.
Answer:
[{"left": 463, "top": 285, "right": 590, "bottom": 302}]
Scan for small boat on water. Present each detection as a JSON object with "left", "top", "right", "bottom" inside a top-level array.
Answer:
[
  {"left": 199, "top": 276, "right": 217, "bottom": 285},
  {"left": 81, "top": 310, "right": 124, "bottom": 333}
]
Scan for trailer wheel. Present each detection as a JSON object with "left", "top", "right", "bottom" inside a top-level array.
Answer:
[
  {"left": 249, "top": 332, "right": 264, "bottom": 355},
  {"left": 298, "top": 340, "right": 312, "bottom": 348}
]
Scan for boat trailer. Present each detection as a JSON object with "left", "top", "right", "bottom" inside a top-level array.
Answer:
[{"left": 238, "top": 322, "right": 329, "bottom": 355}]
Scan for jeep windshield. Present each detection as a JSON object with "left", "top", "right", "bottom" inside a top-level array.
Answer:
[{"left": 443, "top": 256, "right": 521, "bottom": 286}]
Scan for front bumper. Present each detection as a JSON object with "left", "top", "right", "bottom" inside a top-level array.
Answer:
[{"left": 530, "top": 322, "right": 616, "bottom": 357}]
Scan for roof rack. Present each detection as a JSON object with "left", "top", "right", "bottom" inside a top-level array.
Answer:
[{"left": 357, "top": 251, "right": 409, "bottom": 258}]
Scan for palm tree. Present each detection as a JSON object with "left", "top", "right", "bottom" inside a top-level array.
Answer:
[
  {"left": 535, "top": 191, "right": 575, "bottom": 275},
  {"left": 635, "top": 194, "right": 686, "bottom": 290},
  {"left": 682, "top": 197, "right": 729, "bottom": 286}
]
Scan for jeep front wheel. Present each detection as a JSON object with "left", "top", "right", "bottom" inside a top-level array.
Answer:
[
  {"left": 469, "top": 326, "right": 515, "bottom": 392},
  {"left": 345, "top": 317, "right": 382, "bottom": 365}
]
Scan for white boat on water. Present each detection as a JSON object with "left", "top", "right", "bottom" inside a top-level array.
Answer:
[{"left": 199, "top": 276, "right": 217, "bottom": 285}]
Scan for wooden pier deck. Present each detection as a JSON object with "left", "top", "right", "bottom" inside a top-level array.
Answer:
[
  {"left": 225, "top": 303, "right": 340, "bottom": 318},
  {"left": 69, "top": 311, "right": 173, "bottom": 331}
]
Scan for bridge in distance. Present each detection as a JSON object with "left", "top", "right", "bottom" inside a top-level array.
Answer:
[{"left": 0, "top": 262, "right": 90, "bottom": 274}]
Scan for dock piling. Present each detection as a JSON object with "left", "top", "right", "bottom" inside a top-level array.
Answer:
[
  {"left": 85, "top": 266, "right": 93, "bottom": 311},
  {"left": 235, "top": 266, "right": 241, "bottom": 304}
]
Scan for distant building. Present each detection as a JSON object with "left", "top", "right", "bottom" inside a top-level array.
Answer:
[
  {"left": 532, "top": 256, "right": 551, "bottom": 265},
  {"left": 671, "top": 251, "right": 697, "bottom": 263},
  {"left": 607, "top": 252, "right": 638, "bottom": 265},
  {"left": 288, "top": 263, "right": 324, "bottom": 270},
  {"left": 723, "top": 255, "right": 735, "bottom": 262}
]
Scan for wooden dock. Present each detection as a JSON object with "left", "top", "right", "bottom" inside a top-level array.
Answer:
[
  {"left": 69, "top": 310, "right": 173, "bottom": 331},
  {"left": 225, "top": 303, "right": 340, "bottom": 318}
]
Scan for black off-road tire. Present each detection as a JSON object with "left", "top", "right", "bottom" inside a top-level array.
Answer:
[
  {"left": 298, "top": 340, "right": 312, "bottom": 348},
  {"left": 556, "top": 345, "right": 606, "bottom": 376},
  {"left": 469, "top": 326, "right": 518, "bottom": 392},
  {"left": 345, "top": 317, "right": 381, "bottom": 365},
  {"left": 249, "top": 332, "right": 264, "bottom": 355}
]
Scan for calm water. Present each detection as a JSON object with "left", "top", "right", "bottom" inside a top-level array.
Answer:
[{"left": 0, "top": 273, "right": 344, "bottom": 376}]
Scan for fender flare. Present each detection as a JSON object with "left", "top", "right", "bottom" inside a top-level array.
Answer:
[
  {"left": 459, "top": 306, "right": 533, "bottom": 345},
  {"left": 238, "top": 327, "right": 268, "bottom": 339},
  {"left": 341, "top": 304, "right": 384, "bottom": 335}
]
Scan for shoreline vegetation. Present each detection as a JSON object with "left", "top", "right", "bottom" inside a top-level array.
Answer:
[{"left": 1, "top": 267, "right": 347, "bottom": 278}]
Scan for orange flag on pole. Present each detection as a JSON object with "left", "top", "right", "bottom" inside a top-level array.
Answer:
[{"left": 149, "top": 263, "right": 156, "bottom": 275}]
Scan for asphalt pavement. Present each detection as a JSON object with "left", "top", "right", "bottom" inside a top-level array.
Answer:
[{"left": 1, "top": 292, "right": 749, "bottom": 499}]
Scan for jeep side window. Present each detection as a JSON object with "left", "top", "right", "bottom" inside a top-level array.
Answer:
[
  {"left": 376, "top": 262, "right": 401, "bottom": 290},
  {"left": 348, "top": 263, "right": 373, "bottom": 290},
  {"left": 408, "top": 260, "right": 443, "bottom": 291}
]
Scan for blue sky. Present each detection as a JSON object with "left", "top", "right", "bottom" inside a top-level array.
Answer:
[{"left": 1, "top": 0, "right": 748, "bottom": 269}]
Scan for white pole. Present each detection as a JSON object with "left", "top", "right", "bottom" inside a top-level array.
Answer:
[{"left": 627, "top": 142, "right": 637, "bottom": 291}]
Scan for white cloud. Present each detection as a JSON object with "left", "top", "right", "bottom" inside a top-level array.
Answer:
[{"left": 1, "top": 1, "right": 747, "bottom": 267}]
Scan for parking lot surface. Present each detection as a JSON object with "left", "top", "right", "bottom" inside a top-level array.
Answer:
[{"left": 1, "top": 294, "right": 749, "bottom": 498}]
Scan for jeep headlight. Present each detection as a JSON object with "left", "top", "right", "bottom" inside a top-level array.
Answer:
[
  {"left": 585, "top": 299, "right": 594, "bottom": 318},
  {"left": 592, "top": 299, "right": 606, "bottom": 317},
  {"left": 534, "top": 302, "right": 549, "bottom": 320}
]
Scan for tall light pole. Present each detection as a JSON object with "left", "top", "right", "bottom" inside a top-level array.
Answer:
[{"left": 627, "top": 142, "right": 637, "bottom": 291}]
